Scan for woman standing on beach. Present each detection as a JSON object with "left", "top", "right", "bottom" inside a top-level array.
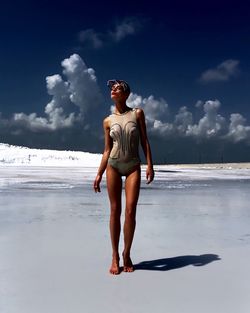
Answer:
[{"left": 93, "top": 79, "right": 154, "bottom": 275}]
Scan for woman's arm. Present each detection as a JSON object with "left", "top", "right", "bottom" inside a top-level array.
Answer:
[
  {"left": 93, "top": 117, "right": 112, "bottom": 192},
  {"left": 136, "top": 108, "right": 154, "bottom": 184}
]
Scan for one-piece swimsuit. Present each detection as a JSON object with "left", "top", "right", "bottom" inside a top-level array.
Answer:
[{"left": 108, "top": 108, "right": 140, "bottom": 175}]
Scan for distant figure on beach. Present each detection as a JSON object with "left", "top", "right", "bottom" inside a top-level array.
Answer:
[{"left": 93, "top": 79, "right": 154, "bottom": 275}]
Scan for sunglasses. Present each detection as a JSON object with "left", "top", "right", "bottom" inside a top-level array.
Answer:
[{"left": 107, "top": 79, "right": 130, "bottom": 93}]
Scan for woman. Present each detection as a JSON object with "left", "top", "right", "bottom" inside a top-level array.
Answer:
[{"left": 93, "top": 79, "right": 154, "bottom": 275}]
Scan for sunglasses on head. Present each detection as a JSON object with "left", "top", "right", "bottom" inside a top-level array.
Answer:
[{"left": 107, "top": 79, "right": 130, "bottom": 93}]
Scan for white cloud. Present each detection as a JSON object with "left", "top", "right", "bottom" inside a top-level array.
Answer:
[
  {"left": 151, "top": 120, "right": 174, "bottom": 136},
  {"left": 226, "top": 113, "right": 250, "bottom": 143},
  {"left": 174, "top": 106, "right": 193, "bottom": 134},
  {"left": 78, "top": 29, "right": 103, "bottom": 49},
  {"left": 127, "top": 93, "right": 168, "bottom": 121},
  {"left": 44, "top": 74, "right": 76, "bottom": 130},
  {"left": 127, "top": 95, "right": 227, "bottom": 140},
  {"left": 109, "top": 17, "right": 142, "bottom": 42},
  {"left": 199, "top": 59, "right": 240, "bottom": 83},
  {"left": 125, "top": 93, "right": 170, "bottom": 135},
  {"left": 186, "top": 100, "right": 226, "bottom": 139},
  {"left": 126, "top": 93, "right": 143, "bottom": 108},
  {"left": 61, "top": 54, "right": 103, "bottom": 119},
  {"left": 78, "top": 17, "right": 143, "bottom": 49},
  {"left": 140, "top": 98, "right": 226, "bottom": 140},
  {"left": 6, "top": 54, "right": 103, "bottom": 132},
  {"left": 142, "top": 95, "right": 169, "bottom": 121},
  {"left": 13, "top": 111, "right": 76, "bottom": 132}
]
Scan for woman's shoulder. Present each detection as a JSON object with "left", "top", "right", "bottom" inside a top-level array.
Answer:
[
  {"left": 103, "top": 115, "right": 111, "bottom": 128},
  {"left": 133, "top": 107, "right": 143, "bottom": 113},
  {"left": 133, "top": 107, "right": 145, "bottom": 119}
]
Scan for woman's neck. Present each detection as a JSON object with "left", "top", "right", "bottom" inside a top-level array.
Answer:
[{"left": 114, "top": 101, "right": 130, "bottom": 114}]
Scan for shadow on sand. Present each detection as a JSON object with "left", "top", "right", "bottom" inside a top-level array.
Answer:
[{"left": 134, "top": 254, "right": 220, "bottom": 271}]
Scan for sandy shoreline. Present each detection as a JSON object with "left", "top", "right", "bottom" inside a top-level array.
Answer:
[{"left": 1, "top": 161, "right": 250, "bottom": 170}]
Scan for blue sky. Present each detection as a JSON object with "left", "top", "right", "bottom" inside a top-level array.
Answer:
[{"left": 1, "top": 0, "right": 250, "bottom": 163}]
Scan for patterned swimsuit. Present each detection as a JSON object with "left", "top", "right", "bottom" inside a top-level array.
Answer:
[{"left": 108, "top": 108, "right": 141, "bottom": 175}]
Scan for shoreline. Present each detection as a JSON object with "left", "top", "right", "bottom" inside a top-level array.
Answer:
[
  {"left": 1, "top": 162, "right": 250, "bottom": 169},
  {"left": 163, "top": 162, "right": 250, "bottom": 169}
]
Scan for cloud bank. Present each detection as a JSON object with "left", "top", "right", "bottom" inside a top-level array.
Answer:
[
  {"left": 1, "top": 54, "right": 250, "bottom": 162},
  {"left": 126, "top": 94, "right": 250, "bottom": 144}
]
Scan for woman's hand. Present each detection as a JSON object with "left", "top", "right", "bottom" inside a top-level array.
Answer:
[
  {"left": 146, "top": 166, "right": 154, "bottom": 184},
  {"left": 93, "top": 174, "right": 102, "bottom": 192}
]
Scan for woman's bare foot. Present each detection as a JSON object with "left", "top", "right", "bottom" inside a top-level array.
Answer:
[
  {"left": 109, "top": 255, "right": 120, "bottom": 275},
  {"left": 122, "top": 252, "right": 134, "bottom": 272}
]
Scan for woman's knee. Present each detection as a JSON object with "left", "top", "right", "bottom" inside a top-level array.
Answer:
[
  {"left": 110, "top": 204, "right": 121, "bottom": 218},
  {"left": 125, "top": 205, "right": 136, "bottom": 220}
]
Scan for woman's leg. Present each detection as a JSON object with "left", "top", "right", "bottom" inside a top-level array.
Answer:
[
  {"left": 123, "top": 166, "right": 141, "bottom": 272},
  {"left": 106, "top": 164, "right": 122, "bottom": 274}
]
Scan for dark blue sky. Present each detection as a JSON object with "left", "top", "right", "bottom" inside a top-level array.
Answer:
[{"left": 1, "top": 0, "right": 250, "bottom": 163}]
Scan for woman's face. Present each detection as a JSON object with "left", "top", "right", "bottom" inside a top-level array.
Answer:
[{"left": 110, "top": 83, "right": 127, "bottom": 101}]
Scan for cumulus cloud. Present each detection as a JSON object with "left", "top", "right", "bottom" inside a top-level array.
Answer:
[
  {"left": 186, "top": 100, "right": 226, "bottom": 139},
  {"left": 127, "top": 93, "right": 168, "bottom": 121},
  {"left": 61, "top": 54, "right": 103, "bottom": 119},
  {"left": 199, "top": 59, "right": 240, "bottom": 83},
  {"left": 226, "top": 113, "right": 250, "bottom": 143},
  {"left": 5, "top": 54, "right": 103, "bottom": 133},
  {"left": 126, "top": 94, "right": 250, "bottom": 143},
  {"left": 174, "top": 106, "right": 193, "bottom": 134},
  {"left": 151, "top": 120, "right": 174, "bottom": 136},
  {"left": 126, "top": 93, "right": 173, "bottom": 135}
]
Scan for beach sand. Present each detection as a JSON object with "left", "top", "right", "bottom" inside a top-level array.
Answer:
[{"left": 0, "top": 165, "right": 250, "bottom": 313}]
